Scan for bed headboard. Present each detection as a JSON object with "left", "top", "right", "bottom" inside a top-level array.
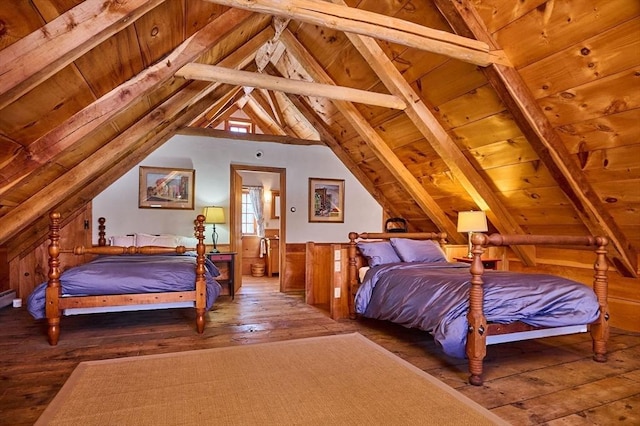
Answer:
[{"left": 347, "top": 231, "right": 448, "bottom": 319}]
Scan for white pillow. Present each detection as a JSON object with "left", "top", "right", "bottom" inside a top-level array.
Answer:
[
  {"left": 109, "top": 235, "right": 135, "bottom": 246},
  {"left": 176, "top": 236, "right": 199, "bottom": 248},
  {"left": 135, "top": 233, "right": 179, "bottom": 247}
]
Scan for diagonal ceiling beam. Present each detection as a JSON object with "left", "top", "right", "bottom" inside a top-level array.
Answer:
[
  {"left": 433, "top": 0, "right": 637, "bottom": 277},
  {"left": 0, "top": 8, "right": 255, "bottom": 197},
  {"left": 329, "top": 0, "right": 535, "bottom": 265},
  {"left": 204, "top": 0, "right": 509, "bottom": 66},
  {"left": 278, "top": 29, "right": 466, "bottom": 244},
  {"left": 0, "top": 25, "right": 269, "bottom": 246},
  {"left": 0, "top": 0, "right": 168, "bottom": 111},
  {"left": 175, "top": 63, "right": 406, "bottom": 110}
]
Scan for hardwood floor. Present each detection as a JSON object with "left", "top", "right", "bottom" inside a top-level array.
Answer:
[{"left": 1, "top": 276, "right": 638, "bottom": 425}]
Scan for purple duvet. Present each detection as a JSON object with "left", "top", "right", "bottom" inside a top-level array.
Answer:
[
  {"left": 27, "top": 253, "right": 222, "bottom": 319},
  {"left": 355, "top": 262, "right": 600, "bottom": 358}
]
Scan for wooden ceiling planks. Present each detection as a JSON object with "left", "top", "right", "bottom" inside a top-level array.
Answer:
[{"left": 0, "top": 0, "right": 638, "bottom": 276}]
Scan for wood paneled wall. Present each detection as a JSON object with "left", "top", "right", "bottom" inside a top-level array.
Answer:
[{"left": 8, "top": 207, "right": 93, "bottom": 299}]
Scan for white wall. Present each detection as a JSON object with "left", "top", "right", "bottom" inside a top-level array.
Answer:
[{"left": 93, "top": 134, "right": 383, "bottom": 244}]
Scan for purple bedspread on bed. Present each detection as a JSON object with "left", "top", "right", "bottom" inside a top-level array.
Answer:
[
  {"left": 355, "top": 262, "right": 600, "bottom": 358},
  {"left": 27, "top": 253, "right": 222, "bottom": 319}
]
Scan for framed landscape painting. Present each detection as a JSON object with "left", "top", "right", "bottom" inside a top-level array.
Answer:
[
  {"left": 309, "top": 178, "right": 344, "bottom": 223},
  {"left": 139, "top": 166, "right": 195, "bottom": 209}
]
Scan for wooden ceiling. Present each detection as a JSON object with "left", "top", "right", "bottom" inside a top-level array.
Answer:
[{"left": 0, "top": 0, "right": 638, "bottom": 276}]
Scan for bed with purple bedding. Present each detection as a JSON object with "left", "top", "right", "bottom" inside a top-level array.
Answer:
[
  {"left": 355, "top": 261, "right": 600, "bottom": 359},
  {"left": 27, "top": 253, "right": 222, "bottom": 320},
  {"left": 32, "top": 212, "right": 221, "bottom": 346},
  {"left": 347, "top": 231, "right": 610, "bottom": 385}
]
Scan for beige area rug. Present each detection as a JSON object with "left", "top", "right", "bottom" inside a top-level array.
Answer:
[{"left": 37, "top": 333, "right": 507, "bottom": 425}]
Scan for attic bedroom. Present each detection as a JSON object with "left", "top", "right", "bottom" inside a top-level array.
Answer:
[{"left": 0, "top": 0, "right": 638, "bottom": 423}]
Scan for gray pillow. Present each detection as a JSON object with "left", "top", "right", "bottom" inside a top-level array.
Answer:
[
  {"left": 390, "top": 238, "right": 447, "bottom": 263},
  {"left": 357, "top": 241, "right": 401, "bottom": 267}
]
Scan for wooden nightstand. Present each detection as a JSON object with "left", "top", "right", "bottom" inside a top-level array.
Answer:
[
  {"left": 207, "top": 252, "right": 236, "bottom": 299},
  {"left": 454, "top": 257, "right": 501, "bottom": 270}
]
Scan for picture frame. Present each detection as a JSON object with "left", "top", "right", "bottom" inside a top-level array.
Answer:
[
  {"left": 309, "top": 178, "right": 344, "bottom": 223},
  {"left": 139, "top": 166, "right": 195, "bottom": 210}
]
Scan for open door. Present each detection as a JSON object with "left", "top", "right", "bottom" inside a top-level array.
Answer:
[{"left": 230, "top": 164, "right": 286, "bottom": 292}]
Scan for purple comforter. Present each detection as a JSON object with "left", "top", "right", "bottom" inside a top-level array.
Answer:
[
  {"left": 27, "top": 253, "right": 222, "bottom": 319},
  {"left": 355, "top": 262, "right": 600, "bottom": 358}
]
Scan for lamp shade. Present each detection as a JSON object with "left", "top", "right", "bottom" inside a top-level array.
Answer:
[
  {"left": 457, "top": 211, "right": 488, "bottom": 233},
  {"left": 203, "top": 206, "right": 225, "bottom": 224}
]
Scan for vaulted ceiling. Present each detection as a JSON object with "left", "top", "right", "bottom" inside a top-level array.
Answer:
[{"left": 0, "top": 0, "right": 638, "bottom": 276}]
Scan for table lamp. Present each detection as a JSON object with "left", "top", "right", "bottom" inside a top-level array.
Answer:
[
  {"left": 457, "top": 210, "right": 488, "bottom": 258},
  {"left": 203, "top": 206, "right": 225, "bottom": 253}
]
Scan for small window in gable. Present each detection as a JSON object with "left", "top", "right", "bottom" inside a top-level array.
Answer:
[{"left": 226, "top": 119, "right": 253, "bottom": 134}]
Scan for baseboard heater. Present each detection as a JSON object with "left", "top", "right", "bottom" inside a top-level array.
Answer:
[{"left": 0, "top": 289, "right": 17, "bottom": 309}]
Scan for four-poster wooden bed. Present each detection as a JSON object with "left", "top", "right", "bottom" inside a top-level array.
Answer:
[
  {"left": 29, "top": 212, "right": 221, "bottom": 345},
  {"left": 347, "top": 231, "right": 610, "bottom": 386}
]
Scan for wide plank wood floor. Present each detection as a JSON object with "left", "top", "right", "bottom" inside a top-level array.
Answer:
[{"left": 1, "top": 276, "right": 638, "bottom": 425}]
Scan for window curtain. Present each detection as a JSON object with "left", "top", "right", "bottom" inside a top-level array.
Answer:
[{"left": 248, "top": 186, "right": 265, "bottom": 238}]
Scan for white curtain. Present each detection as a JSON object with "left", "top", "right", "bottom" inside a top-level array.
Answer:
[{"left": 249, "top": 186, "right": 265, "bottom": 238}]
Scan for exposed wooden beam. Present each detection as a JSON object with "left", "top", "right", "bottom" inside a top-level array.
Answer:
[
  {"left": 204, "top": 0, "right": 509, "bottom": 66},
  {"left": 0, "top": 0, "right": 168, "bottom": 111},
  {"left": 0, "top": 23, "right": 268, "bottom": 246},
  {"left": 278, "top": 29, "right": 466, "bottom": 244},
  {"left": 177, "top": 127, "right": 324, "bottom": 146},
  {"left": 244, "top": 94, "right": 289, "bottom": 136},
  {"left": 330, "top": 0, "right": 535, "bottom": 265},
  {"left": 0, "top": 8, "right": 256, "bottom": 197},
  {"left": 175, "top": 63, "right": 406, "bottom": 110},
  {"left": 434, "top": 0, "right": 637, "bottom": 277}
]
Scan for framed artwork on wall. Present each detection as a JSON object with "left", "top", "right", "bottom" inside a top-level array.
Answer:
[
  {"left": 308, "top": 178, "right": 344, "bottom": 223},
  {"left": 139, "top": 166, "right": 195, "bottom": 209}
]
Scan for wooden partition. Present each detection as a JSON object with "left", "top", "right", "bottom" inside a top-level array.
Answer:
[{"left": 305, "top": 242, "right": 349, "bottom": 320}]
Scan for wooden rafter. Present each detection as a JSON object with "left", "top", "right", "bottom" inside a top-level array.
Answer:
[
  {"left": 0, "top": 0, "right": 168, "bottom": 111},
  {"left": 204, "top": 0, "right": 509, "bottom": 66},
  {"left": 0, "top": 8, "right": 255, "bottom": 198},
  {"left": 175, "top": 63, "right": 406, "bottom": 110},
  {"left": 433, "top": 0, "right": 637, "bottom": 277},
  {"left": 330, "top": 0, "right": 535, "bottom": 265},
  {"left": 278, "top": 29, "right": 466, "bottom": 244},
  {"left": 0, "top": 19, "right": 267, "bottom": 245}
]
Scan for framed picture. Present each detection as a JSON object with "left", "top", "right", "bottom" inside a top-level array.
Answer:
[
  {"left": 139, "top": 166, "right": 195, "bottom": 209},
  {"left": 309, "top": 178, "right": 344, "bottom": 223}
]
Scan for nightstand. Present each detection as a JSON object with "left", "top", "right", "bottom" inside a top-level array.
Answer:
[
  {"left": 454, "top": 257, "right": 501, "bottom": 270},
  {"left": 207, "top": 252, "right": 236, "bottom": 299}
]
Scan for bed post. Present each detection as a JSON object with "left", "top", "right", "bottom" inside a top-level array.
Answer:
[
  {"left": 98, "top": 217, "right": 106, "bottom": 246},
  {"left": 194, "top": 214, "right": 207, "bottom": 334},
  {"left": 46, "top": 212, "right": 62, "bottom": 346},
  {"left": 591, "top": 236, "right": 609, "bottom": 362},
  {"left": 466, "top": 233, "right": 488, "bottom": 386},
  {"left": 347, "top": 232, "right": 358, "bottom": 319}
]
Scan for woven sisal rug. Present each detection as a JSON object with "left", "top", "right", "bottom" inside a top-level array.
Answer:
[{"left": 36, "top": 333, "right": 507, "bottom": 425}]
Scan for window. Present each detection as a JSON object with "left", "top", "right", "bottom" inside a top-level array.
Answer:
[
  {"left": 226, "top": 119, "right": 253, "bottom": 134},
  {"left": 241, "top": 190, "right": 257, "bottom": 235}
]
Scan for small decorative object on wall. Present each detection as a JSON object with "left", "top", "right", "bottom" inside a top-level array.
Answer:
[
  {"left": 139, "top": 166, "right": 195, "bottom": 209},
  {"left": 309, "top": 178, "right": 344, "bottom": 223}
]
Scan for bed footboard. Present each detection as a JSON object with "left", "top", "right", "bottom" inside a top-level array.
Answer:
[{"left": 466, "top": 233, "right": 609, "bottom": 385}]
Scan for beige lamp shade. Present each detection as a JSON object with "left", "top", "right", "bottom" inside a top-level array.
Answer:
[
  {"left": 203, "top": 206, "right": 225, "bottom": 224},
  {"left": 457, "top": 210, "right": 488, "bottom": 258},
  {"left": 456, "top": 211, "right": 488, "bottom": 233}
]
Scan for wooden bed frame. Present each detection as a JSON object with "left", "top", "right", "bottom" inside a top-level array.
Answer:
[
  {"left": 347, "top": 231, "right": 610, "bottom": 386},
  {"left": 45, "top": 211, "right": 209, "bottom": 346}
]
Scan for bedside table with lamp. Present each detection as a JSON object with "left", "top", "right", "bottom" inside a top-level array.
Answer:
[{"left": 203, "top": 206, "right": 236, "bottom": 299}]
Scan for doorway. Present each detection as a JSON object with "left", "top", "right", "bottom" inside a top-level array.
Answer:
[{"left": 230, "top": 164, "right": 286, "bottom": 293}]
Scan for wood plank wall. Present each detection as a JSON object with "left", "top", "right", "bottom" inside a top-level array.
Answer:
[{"left": 7, "top": 206, "right": 93, "bottom": 299}]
